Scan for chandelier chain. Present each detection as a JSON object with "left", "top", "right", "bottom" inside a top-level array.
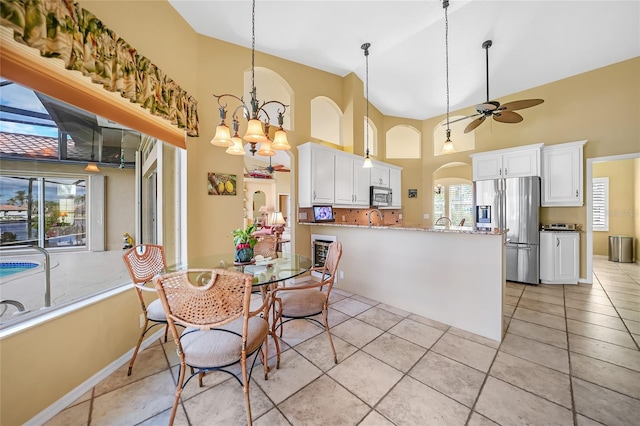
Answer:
[{"left": 251, "top": 0, "right": 256, "bottom": 97}]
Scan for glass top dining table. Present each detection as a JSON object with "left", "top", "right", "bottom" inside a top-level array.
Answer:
[{"left": 165, "top": 253, "right": 313, "bottom": 287}]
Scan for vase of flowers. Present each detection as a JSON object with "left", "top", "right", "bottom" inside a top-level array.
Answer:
[{"left": 232, "top": 223, "right": 258, "bottom": 263}]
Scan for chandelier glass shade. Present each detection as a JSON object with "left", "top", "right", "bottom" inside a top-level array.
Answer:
[{"left": 210, "top": 0, "right": 290, "bottom": 156}]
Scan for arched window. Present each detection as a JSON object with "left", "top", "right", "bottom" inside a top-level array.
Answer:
[
  {"left": 386, "top": 125, "right": 421, "bottom": 159},
  {"left": 311, "top": 97, "right": 342, "bottom": 145}
]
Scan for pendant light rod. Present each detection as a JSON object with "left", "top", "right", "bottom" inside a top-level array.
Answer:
[
  {"left": 362, "top": 42, "right": 373, "bottom": 168},
  {"left": 442, "top": 0, "right": 456, "bottom": 154},
  {"left": 210, "top": 0, "right": 290, "bottom": 156}
]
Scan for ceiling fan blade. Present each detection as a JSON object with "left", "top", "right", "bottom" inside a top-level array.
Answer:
[
  {"left": 277, "top": 168, "right": 291, "bottom": 172},
  {"left": 464, "top": 115, "right": 486, "bottom": 133},
  {"left": 500, "top": 99, "right": 544, "bottom": 111},
  {"left": 271, "top": 164, "right": 286, "bottom": 170},
  {"left": 447, "top": 113, "right": 482, "bottom": 125},
  {"left": 493, "top": 111, "right": 523, "bottom": 123}
]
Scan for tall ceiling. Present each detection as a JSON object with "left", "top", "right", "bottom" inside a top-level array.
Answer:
[{"left": 168, "top": 1, "right": 639, "bottom": 121}]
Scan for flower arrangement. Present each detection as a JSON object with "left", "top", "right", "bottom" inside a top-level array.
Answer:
[{"left": 232, "top": 223, "right": 258, "bottom": 262}]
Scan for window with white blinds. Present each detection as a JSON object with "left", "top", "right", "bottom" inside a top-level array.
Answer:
[{"left": 592, "top": 177, "right": 609, "bottom": 231}]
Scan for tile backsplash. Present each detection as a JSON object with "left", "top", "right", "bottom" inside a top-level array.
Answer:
[{"left": 298, "top": 207, "right": 403, "bottom": 227}]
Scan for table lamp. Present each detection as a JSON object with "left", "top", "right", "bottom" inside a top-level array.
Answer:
[{"left": 271, "top": 211, "right": 286, "bottom": 227}]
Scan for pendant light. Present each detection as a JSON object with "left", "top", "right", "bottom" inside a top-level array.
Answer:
[
  {"left": 362, "top": 42, "right": 373, "bottom": 168},
  {"left": 211, "top": 0, "right": 290, "bottom": 156},
  {"left": 442, "top": 0, "right": 456, "bottom": 154}
]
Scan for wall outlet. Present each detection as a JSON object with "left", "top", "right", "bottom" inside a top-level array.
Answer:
[
  {"left": 139, "top": 313, "right": 146, "bottom": 329},
  {"left": 339, "top": 270, "right": 344, "bottom": 279},
  {"left": 424, "top": 213, "right": 430, "bottom": 219},
  {"left": 399, "top": 213, "right": 403, "bottom": 220},
  {"left": 298, "top": 212, "right": 307, "bottom": 220},
  {"left": 341, "top": 215, "right": 346, "bottom": 222}
]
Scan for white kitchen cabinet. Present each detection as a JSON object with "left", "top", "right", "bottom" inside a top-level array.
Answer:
[
  {"left": 371, "top": 164, "right": 390, "bottom": 187},
  {"left": 334, "top": 156, "right": 370, "bottom": 206},
  {"left": 298, "top": 143, "right": 335, "bottom": 207},
  {"left": 541, "top": 140, "right": 586, "bottom": 207},
  {"left": 540, "top": 231, "right": 580, "bottom": 284},
  {"left": 471, "top": 143, "right": 543, "bottom": 181},
  {"left": 389, "top": 167, "right": 401, "bottom": 208}
]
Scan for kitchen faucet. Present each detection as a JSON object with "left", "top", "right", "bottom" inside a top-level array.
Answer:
[
  {"left": 368, "top": 209, "right": 384, "bottom": 227},
  {"left": 435, "top": 217, "right": 452, "bottom": 226}
]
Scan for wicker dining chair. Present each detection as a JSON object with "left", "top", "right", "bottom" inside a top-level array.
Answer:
[
  {"left": 272, "top": 241, "right": 343, "bottom": 367},
  {"left": 154, "top": 269, "right": 270, "bottom": 426},
  {"left": 122, "top": 244, "right": 168, "bottom": 376},
  {"left": 253, "top": 234, "right": 279, "bottom": 259}
]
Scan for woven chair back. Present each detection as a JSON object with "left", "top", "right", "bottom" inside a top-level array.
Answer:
[
  {"left": 154, "top": 269, "right": 253, "bottom": 329},
  {"left": 122, "top": 244, "right": 167, "bottom": 284},
  {"left": 320, "top": 241, "right": 342, "bottom": 283},
  {"left": 254, "top": 234, "right": 279, "bottom": 259}
]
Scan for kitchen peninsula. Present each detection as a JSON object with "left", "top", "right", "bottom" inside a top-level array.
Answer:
[{"left": 304, "top": 223, "right": 506, "bottom": 342}]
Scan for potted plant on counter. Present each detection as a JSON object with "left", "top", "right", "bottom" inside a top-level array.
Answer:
[{"left": 232, "top": 223, "right": 258, "bottom": 263}]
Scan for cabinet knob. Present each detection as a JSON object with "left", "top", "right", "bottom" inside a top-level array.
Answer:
[
  {"left": 499, "top": 168, "right": 502, "bottom": 176},
  {"left": 504, "top": 168, "right": 507, "bottom": 176},
  {"left": 576, "top": 190, "right": 579, "bottom": 197}
]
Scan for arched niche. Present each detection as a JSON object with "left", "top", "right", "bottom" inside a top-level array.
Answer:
[
  {"left": 311, "top": 96, "right": 342, "bottom": 145},
  {"left": 244, "top": 67, "right": 294, "bottom": 130},
  {"left": 386, "top": 125, "right": 421, "bottom": 159}
]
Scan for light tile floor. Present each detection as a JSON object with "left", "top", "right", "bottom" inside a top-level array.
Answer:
[{"left": 46, "top": 256, "right": 640, "bottom": 425}]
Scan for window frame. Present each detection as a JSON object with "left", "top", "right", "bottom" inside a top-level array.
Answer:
[{"left": 592, "top": 177, "right": 609, "bottom": 232}]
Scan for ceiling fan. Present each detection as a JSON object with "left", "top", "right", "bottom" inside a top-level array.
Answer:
[
  {"left": 264, "top": 157, "right": 290, "bottom": 174},
  {"left": 453, "top": 40, "right": 544, "bottom": 133},
  {"left": 249, "top": 157, "right": 290, "bottom": 178}
]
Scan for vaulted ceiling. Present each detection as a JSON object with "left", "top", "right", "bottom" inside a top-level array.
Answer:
[{"left": 169, "top": 1, "right": 639, "bottom": 120}]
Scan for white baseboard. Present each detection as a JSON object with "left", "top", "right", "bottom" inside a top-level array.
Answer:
[{"left": 25, "top": 329, "right": 165, "bottom": 426}]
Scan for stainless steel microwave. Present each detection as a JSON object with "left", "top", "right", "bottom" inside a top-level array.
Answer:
[{"left": 370, "top": 186, "right": 392, "bottom": 207}]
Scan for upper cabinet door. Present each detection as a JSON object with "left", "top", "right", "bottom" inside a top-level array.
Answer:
[
  {"left": 503, "top": 149, "right": 540, "bottom": 178},
  {"left": 371, "top": 165, "right": 390, "bottom": 187},
  {"left": 542, "top": 141, "right": 586, "bottom": 207},
  {"left": 353, "top": 158, "right": 371, "bottom": 206},
  {"left": 389, "top": 168, "right": 401, "bottom": 208},
  {"left": 473, "top": 153, "right": 503, "bottom": 181},
  {"left": 311, "top": 148, "right": 335, "bottom": 204},
  {"left": 334, "top": 155, "right": 355, "bottom": 205}
]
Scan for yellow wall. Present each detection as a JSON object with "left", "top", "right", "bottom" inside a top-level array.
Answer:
[
  {"left": 1, "top": 0, "right": 639, "bottom": 423},
  {"left": 593, "top": 159, "right": 638, "bottom": 256}
]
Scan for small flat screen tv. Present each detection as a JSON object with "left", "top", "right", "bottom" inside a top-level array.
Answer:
[{"left": 313, "top": 205, "right": 335, "bottom": 222}]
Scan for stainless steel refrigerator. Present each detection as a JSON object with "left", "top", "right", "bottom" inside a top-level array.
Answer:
[{"left": 474, "top": 176, "right": 541, "bottom": 285}]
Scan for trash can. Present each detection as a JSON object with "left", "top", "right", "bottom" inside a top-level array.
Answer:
[{"left": 608, "top": 236, "right": 634, "bottom": 263}]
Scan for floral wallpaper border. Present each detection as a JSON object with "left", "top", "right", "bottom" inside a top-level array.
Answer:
[{"left": 0, "top": 0, "right": 199, "bottom": 137}]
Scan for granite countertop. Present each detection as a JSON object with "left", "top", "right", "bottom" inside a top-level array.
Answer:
[{"left": 299, "top": 222, "right": 507, "bottom": 235}]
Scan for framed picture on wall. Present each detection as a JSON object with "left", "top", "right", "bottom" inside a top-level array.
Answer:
[
  {"left": 408, "top": 189, "right": 418, "bottom": 198},
  {"left": 208, "top": 173, "right": 237, "bottom": 195}
]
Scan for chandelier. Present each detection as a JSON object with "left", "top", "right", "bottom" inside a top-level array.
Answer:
[
  {"left": 442, "top": 0, "right": 455, "bottom": 154},
  {"left": 210, "top": 0, "right": 290, "bottom": 156}
]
